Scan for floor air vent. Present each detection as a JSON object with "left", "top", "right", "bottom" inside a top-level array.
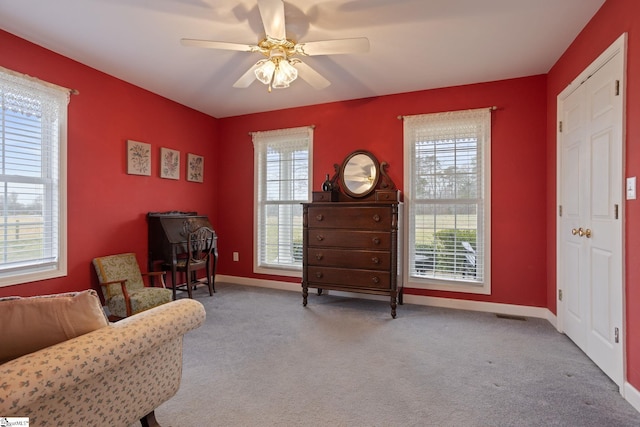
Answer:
[{"left": 495, "top": 313, "right": 527, "bottom": 321}]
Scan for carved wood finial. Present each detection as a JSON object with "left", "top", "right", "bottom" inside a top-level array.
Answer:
[{"left": 379, "top": 161, "right": 396, "bottom": 190}]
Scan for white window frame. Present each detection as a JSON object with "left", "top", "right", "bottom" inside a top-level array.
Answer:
[
  {"left": 0, "top": 67, "right": 69, "bottom": 287},
  {"left": 253, "top": 126, "right": 312, "bottom": 277},
  {"left": 403, "top": 108, "right": 491, "bottom": 295}
]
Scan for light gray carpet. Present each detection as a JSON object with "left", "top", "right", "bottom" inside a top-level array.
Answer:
[{"left": 149, "top": 283, "right": 640, "bottom": 426}]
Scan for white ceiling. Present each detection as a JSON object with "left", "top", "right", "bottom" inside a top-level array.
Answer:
[{"left": 0, "top": 0, "right": 605, "bottom": 118}]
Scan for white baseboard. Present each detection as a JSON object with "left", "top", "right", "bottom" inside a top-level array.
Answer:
[
  {"left": 624, "top": 381, "right": 640, "bottom": 412},
  {"left": 216, "top": 275, "right": 300, "bottom": 292},
  {"left": 403, "top": 293, "right": 556, "bottom": 322},
  {"left": 216, "top": 275, "right": 556, "bottom": 321}
]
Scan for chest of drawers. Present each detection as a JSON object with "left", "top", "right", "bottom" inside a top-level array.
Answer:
[{"left": 302, "top": 200, "right": 403, "bottom": 318}]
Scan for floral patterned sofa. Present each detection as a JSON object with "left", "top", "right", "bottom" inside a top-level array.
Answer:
[{"left": 0, "top": 295, "right": 205, "bottom": 426}]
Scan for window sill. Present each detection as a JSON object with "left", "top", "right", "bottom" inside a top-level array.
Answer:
[
  {"left": 0, "top": 266, "right": 67, "bottom": 288},
  {"left": 406, "top": 276, "right": 490, "bottom": 295},
  {"left": 254, "top": 265, "right": 302, "bottom": 278}
]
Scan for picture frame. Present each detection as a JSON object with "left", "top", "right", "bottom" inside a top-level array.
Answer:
[
  {"left": 187, "top": 153, "right": 204, "bottom": 183},
  {"left": 160, "top": 147, "right": 180, "bottom": 180},
  {"left": 127, "top": 140, "right": 151, "bottom": 176}
]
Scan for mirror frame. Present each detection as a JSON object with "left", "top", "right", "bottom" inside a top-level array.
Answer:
[{"left": 340, "top": 150, "right": 380, "bottom": 198}]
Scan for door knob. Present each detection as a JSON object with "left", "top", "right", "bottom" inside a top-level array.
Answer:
[{"left": 571, "top": 227, "right": 591, "bottom": 238}]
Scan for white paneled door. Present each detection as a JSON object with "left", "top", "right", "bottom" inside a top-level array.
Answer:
[{"left": 558, "top": 35, "right": 625, "bottom": 387}]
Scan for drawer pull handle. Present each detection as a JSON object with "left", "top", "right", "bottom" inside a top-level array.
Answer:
[
  {"left": 316, "top": 235, "right": 324, "bottom": 241},
  {"left": 316, "top": 214, "right": 324, "bottom": 221},
  {"left": 372, "top": 237, "right": 381, "bottom": 245},
  {"left": 316, "top": 272, "right": 323, "bottom": 279},
  {"left": 372, "top": 214, "right": 381, "bottom": 222},
  {"left": 372, "top": 257, "right": 380, "bottom": 264},
  {"left": 315, "top": 253, "right": 324, "bottom": 260},
  {"left": 372, "top": 276, "right": 380, "bottom": 284}
]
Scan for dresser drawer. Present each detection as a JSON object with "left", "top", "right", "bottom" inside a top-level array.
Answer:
[
  {"left": 306, "top": 229, "right": 391, "bottom": 250},
  {"left": 307, "top": 248, "right": 390, "bottom": 270},
  {"left": 307, "top": 206, "right": 392, "bottom": 230},
  {"left": 307, "top": 266, "right": 390, "bottom": 289},
  {"left": 312, "top": 191, "right": 338, "bottom": 202}
]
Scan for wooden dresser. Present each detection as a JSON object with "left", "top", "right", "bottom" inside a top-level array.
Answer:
[{"left": 301, "top": 151, "right": 402, "bottom": 318}]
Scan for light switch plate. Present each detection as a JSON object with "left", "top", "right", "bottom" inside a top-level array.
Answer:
[{"left": 627, "top": 177, "right": 637, "bottom": 200}]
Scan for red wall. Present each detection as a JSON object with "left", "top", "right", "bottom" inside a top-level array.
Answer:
[
  {"left": 546, "top": 0, "right": 640, "bottom": 388},
  {"left": 5, "top": 0, "right": 638, "bottom": 392},
  {"left": 218, "top": 75, "right": 549, "bottom": 308},
  {"left": 0, "top": 30, "right": 219, "bottom": 297}
]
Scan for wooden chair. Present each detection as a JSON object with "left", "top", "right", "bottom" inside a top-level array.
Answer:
[
  {"left": 168, "top": 226, "right": 216, "bottom": 299},
  {"left": 93, "top": 253, "right": 172, "bottom": 319}
]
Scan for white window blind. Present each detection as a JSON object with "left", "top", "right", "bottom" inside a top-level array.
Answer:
[
  {"left": 253, "top": 126, "right": 312, "bottom": 274},
  {"left": 0, "top": 67, "right": 69, "bottom": 286},
  {"left": 404, "top": 108, "right": 490, "bottom": 290}
]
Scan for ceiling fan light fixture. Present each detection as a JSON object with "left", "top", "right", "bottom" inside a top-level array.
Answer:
[
  {"left": 254, "top": 56, "right": 298, "bottom": 91},
  {"left": 272, "top": 58, "right": 298, "bottom": 89},
  {"left": 254, "top": 59, "right": 276, "bottom": 85}
]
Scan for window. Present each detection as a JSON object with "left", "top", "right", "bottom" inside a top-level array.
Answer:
[
  {"left": 253, "top": 126, "right": 312, "bottom": 276},
  {"left": 0, "top": 67, "right": 69, "bottom": 287},
  {"left": 403, "top": 108, "right": 491, "bottom": 294}
]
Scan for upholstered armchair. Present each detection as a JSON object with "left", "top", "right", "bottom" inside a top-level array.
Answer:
[{"left": 93, "top": 252, "right": 173, "bottom": 318}]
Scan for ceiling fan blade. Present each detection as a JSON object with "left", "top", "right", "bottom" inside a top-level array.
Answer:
[
  {"left": 232, "top": 62, "right": 262, "bottom": 88},
  {"left": 181, "top": 38, "right": 257, "bottom": 52},
  {"left": 257, "top": 0, "right": 286, "bottom": 40},
  {"left": 296, "top": 37, "right": 370, "bottom": 56},
  {"left": 295, "top": 61, "right": 330, "bottom": 90}
]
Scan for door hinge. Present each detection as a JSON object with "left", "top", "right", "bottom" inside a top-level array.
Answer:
[
  {"left": 615, "top": 204, "right": 619, "bottom": 219},
  {"left": 559, "top": 121, "right": 563, "bottom": 133},
  {"left": 559, "top": 205, "right": 562, "bottom": 217},
  {"left": 558, "top": 289, "right": 563, "bottom": 301},
  {"left": 615, "top": 327, "right": 620, "bottom": 343},
  {"left": 615, "top": 80, "right": 620, "bottom": 96}
]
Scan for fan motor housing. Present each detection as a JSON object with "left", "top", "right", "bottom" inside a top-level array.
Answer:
[{"left": 258, "top": 37, "right": 296, "bottom": 58}]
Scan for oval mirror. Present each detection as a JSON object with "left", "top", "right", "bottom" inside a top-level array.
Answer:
[{"left": 341, "top": 151, "right": 380, "bottom": 198}]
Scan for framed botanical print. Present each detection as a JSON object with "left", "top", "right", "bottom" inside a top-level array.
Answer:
[
  {"left": 160, "top": 148, "right": 180, "bottom": 180},
  {"left": 187, "top": 153, "right": 204, "bottom": 183},
  {"left": 127, "top": 140, "right": 151, "bottom": 176}
]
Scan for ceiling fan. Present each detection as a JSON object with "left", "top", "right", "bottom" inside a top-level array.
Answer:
[{"left": 181, "top": 0, "right": 369, "bottom": 92}]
